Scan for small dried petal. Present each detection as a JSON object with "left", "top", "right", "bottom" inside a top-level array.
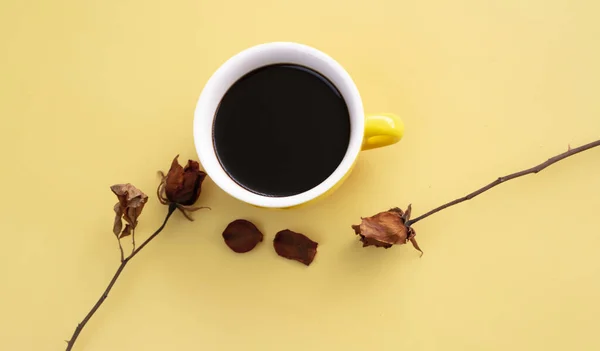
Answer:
[
  {"left": 273, "top": 230, "right": 318, "bottom": 266},
  {"left": 222, "top": 219, "right": 263, "bottom": 253},
  {"left": 360, "top": 235, "right": 394, "bottom": 249},
  {"left": 119, "top": 224, "right": 132, "bottom": 239},
  {"left": 353, "top": 206, "right": 422, "bottom": 254}
]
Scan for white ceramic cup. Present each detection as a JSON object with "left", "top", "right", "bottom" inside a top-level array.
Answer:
[{"left": 193, "top": 42, "right": 403, "bottom": 209}]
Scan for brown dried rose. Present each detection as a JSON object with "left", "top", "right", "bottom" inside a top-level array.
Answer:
[
  {"left": 157, "top": 155, "right": 208, "bottom": 220},
  {"left": 352, "top": 205, "right": 422, "bottom": 255},
  {"left": 222, "top": 219, "right": 264, "bottom": 253},
  {"left": 273, "top": 229, "right": 318, "bottom": 266},
  {"left": 110, "top": 183, "right": 148, "bottom": 239}
]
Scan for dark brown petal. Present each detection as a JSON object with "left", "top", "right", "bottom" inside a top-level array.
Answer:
[
  {"left": 113, "top": 203, "right": 123, "bottom": 236},
  {"left": 165, "top": 156, "right": 185, "bottom": 203},
  {"left": 273, "top": 230, "right": 318, "bottom": 266},
  {"left": 163, "top": 156, "right": 207, "bottom": 206},
  {"left": 222, "top": 219, "right": 264, "bottom": 253},
  {"left": 178, "top": 160, "right": 206, "bottom": 206}
]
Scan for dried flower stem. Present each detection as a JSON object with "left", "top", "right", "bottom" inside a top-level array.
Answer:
[
  {"left": 406, "top": 139, "right": 600, "bottom": 227},
  {"left": 65, "top": 204, "right": 177, "bottom": 351},
  {"left": 131, "top": 227, "right": 136, "bottom": 254},
  {"left": 117, "top": 238, "right": 125, "bottom": 262}
]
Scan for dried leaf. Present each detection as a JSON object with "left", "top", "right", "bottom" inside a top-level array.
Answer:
[
  {"left": 110, "top": 183, "right": 148, "bottom": 238},
  {"left": 222, "top": 219, "right": 263, "bottom": 253},
  {"left": 113, "top": 203, "right": 123, "bottom": 236},
  {"left": 353, "top": 206, "right": 422, "bottom": 254},
  {"left": 273, "top": 230, "right": 318, "bottom": 266},
  {"left": 163, "top": 156, "right": 207, "bottom": 206},
  {"left": 119, "top": 224, "right": 132, "bottom": 239}
]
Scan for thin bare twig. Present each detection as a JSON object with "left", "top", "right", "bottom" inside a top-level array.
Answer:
[
  {"left": 406, "top": 139, "right": 600, "bottom": 226},
  {"left": 65, "top": 204, "right": 177, "bottom": 351}
]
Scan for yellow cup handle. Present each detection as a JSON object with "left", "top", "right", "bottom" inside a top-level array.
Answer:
[{"left": 362, "top": 113, "right": 404, "bottom": 150}]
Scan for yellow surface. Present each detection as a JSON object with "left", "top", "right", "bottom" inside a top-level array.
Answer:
[{"left": 1, "top": 0, "right": 600, "bottom": 350}]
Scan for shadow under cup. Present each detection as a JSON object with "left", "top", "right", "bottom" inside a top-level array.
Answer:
[{"left": 212, "top": 63, "right": 352, "bottom": 198}]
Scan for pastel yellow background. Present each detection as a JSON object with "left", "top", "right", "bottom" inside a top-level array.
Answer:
[{"left": 1, "top": 0, "right": 599, "bottom": 350}]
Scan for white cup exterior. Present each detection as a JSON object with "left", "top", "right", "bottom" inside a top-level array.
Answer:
[{"left": 193, "top": 42, "right": 364, "bottom": 208}]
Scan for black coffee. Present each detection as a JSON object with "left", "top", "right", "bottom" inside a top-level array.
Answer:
[{"left": 213, "top": 64, "right": 351, "bottom": 197}]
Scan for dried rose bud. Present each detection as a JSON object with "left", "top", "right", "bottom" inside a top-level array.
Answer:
[
  {"left": 222, "top": 219, "right": 264, "bottom": 253},
  {"left": 273, "top": 230, "right": 318, "bottom": 266},
  {"left": 110, "top": 183, "right": 148, "bottom": 238},
  {"left": 352, "top": 205, "right": 422, "bottom": 255},
  {"left": 157, "top": 155, "right": 208, "bottom": 220}
]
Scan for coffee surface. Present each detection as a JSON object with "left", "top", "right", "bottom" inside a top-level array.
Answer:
[{"left": 213, "top": 64, "right": 351, "bottom": 197}]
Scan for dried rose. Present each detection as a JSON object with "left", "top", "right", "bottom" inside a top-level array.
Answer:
[
  {"left": 352, "top": 205, "right": 422, "bottom": 255},
  {"left": 110, "top": 183, "right": 148, "bottom": 239},
  {"left": 273, "top": 229, "right": 318, "bottom": 266},
  {"left": 222, "top": 219, "right": 264, "bottom": 253},
  {"left": 157, "top": 155, "right": 208, "bottom": 220}
]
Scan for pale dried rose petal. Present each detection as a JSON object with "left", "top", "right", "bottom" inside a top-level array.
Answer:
[
  {"left": 111, "top": 184, "right": 147, "bottom": 209},
  {"left": 273, "top": 230, "right": 318, "bottom": 266},
  {"left": 110, "top": 183, "right": 148, "bottom": 238},
  {"left": 358, "top": 209, "right": 407, "bottom": 246},
  {"left": 222, "top": 219, "right": 263, "bottom": 253},
  {"left": 353, "top": 206, "right": 422, "bottom": 254}
]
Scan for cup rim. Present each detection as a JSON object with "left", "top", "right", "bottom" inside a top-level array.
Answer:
[{"left": 193, "top": 42, "right": 364, "bottom": 208}]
